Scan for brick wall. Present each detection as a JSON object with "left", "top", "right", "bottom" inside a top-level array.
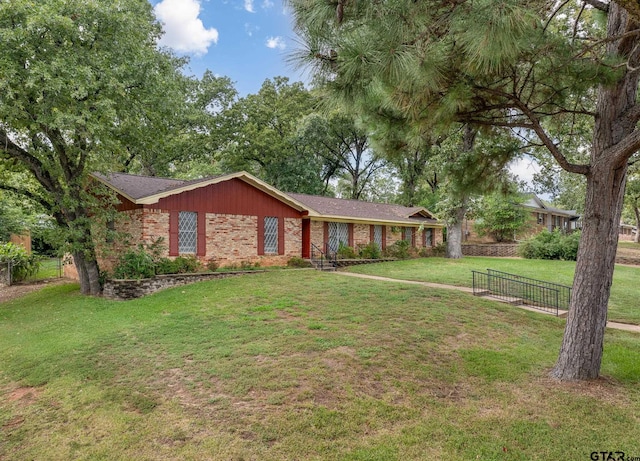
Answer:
[
  {"left": 283, "top": 217, "right": 303, "bottom": 258},
  {"left": 353, "top": 224, "right": 370, "bottom": 247},
  {"left": 310, "top": 220, "right": 324, "bottom": 252},
  {"left": 462, "top": 243, "right": 520, "bottom": 257},
  {"left": 205, "top": 213, "right": 258, "bottom": 265}
]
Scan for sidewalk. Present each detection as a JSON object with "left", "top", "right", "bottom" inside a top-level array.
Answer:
[{"left": 334, "top": 271, "right": 640, "bottom": 334}]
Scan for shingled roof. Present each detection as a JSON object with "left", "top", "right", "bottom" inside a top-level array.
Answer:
[
  {"left": 289, "top": 193, "right": 439, "bottom": 226},
  {"left": 91, "top": 171, "right": 308, "bottom": 211},
  {"left": 93, "top": 171, "right": 441, "bottom": 226},
  {"left": 92, "top": 172, "right": 215, "bottom": 201}
]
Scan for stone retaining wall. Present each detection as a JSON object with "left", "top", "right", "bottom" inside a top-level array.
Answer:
[
  {"left": 462, "top": 244, "right": 520, "bottom": 257},
  {"left": 103, "top": 271, "right": 263, "bottom": 300}
]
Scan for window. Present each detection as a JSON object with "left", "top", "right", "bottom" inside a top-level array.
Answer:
[
  {"left": 328, "top": 222, "right": 349, "bottom": 253},
  {"left": 373, "top": 225, "right": 383, "bottom": 249},
  {"left": 264, "top": 216, "right": 278, "bottom": 254},
  {"left": 404, "top": 227, "right": 413, "bottom": 245},
  {"left": 178, "top": 211, "right": 197, "bottom": 254},
  {"left": 537, "top": 213, "right": 544, "bottom": 225},
  {"left": 425, "top": 228, "right": 433, "bottom": 247}
]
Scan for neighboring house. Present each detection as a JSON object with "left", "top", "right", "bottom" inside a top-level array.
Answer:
[
  {"left": 463, "top": 194, "right": 581, "bottom": 243},
  {"left": 9, "top": 232, "right": 31, "bottom": 254},
  {"left": 89, "top": 171, "right": 444, "bottom": 271},
  {"left": 619, "top": 222, "right": 637, "bottom": 241},
  {"left": 522, "top": 194, "right": 581, "bottom": 234}
]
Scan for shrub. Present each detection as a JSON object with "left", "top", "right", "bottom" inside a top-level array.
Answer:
[
  {"left": 206, "top": 259, "right": 219, "bottom": 272},
  {"left": 0, "top": 242, "right": 41, "bottom": 282},
  {"left": 383, "top": 240, "right": 411, "bottom": 259},
  {"left": 431, "top": 242, "right": 447, "bottom": 257},
  {"left": 112, "top": 245, "right": 156, "bottom": 279},
  {"left": 287, "top": 256, "right": 312, "bottom": 268},
  {"left": 357, "top": 242, "right": 382, "bottom": 259},
  {"left": 519, "top": 229, "right": 580, "bottom": 261},
  {"left": 336, "top": 243, "right": 358, "bottom": 259},
  {"left": 171, "top": 255, "right": 201, "bottom": 273}
]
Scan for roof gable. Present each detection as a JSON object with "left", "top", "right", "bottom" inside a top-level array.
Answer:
[{"left": 92, "top": 171, "right": 309, "bottom": 212}]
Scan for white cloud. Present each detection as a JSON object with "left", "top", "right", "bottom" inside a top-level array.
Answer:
[
  {"left": 244, "top": 0, "right": 255, "bottom": 13},
  {"left": 154, "top": 0, "right": 219, "bottom": 55},
  {"left": 262, "top": 0, "right": 274, "bottom": 8},
  {"left": 266, "top": 36, "right": 286, "bottom": 50}
]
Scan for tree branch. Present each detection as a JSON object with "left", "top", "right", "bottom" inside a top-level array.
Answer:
[
  {"left": 606, "top": 128, "right": 640, "bottom": 167},
  {"left": 582, "top": 0, "right": 609, "bottom": 12}
]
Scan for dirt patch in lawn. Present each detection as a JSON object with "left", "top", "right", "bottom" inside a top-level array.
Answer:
[{"left": 0, "top": 279, "right": 70, "bottom": 304}]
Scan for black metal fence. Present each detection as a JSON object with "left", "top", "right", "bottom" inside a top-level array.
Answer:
[
  {"left": 472, "top": 269, "right": 572, "bottom": 316},
  {"left": 0, "top": 257, "right": 63, "bottom": 286}
]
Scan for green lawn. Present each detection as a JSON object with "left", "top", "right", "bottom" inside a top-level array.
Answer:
[
  {"left": 1, "top": 271, "right": 640, "bottom": 460},
  {"left": 345, "top": 257, "right": 640, "bottom": 325}
]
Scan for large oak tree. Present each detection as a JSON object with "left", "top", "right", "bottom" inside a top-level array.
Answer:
[
  {"left": 288, "top": 0, "right": 640, "bottom": 380},
  {"left": 0, "top": 0, "right": 189, "bottom": 294}
]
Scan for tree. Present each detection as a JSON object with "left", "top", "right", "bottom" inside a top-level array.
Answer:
[
  {"left": 218, "top": 77, "right": 325, "bottom": 193},
  {"left": 297, "top": 109, "right": 386, "bottom": 199},
  {"left": 473, "top": 192, "right": 530, "bottom": 243},
  {"left": 0, "top": 0, "right": 188, "bottom": 294},
  {"left": 288, "top": 0, "right": 640, "bottom": 380},
  {"left": 122, "top": 71, "right": 238, "bottom": 178},
  {"left": 0, "top": 192, "right": 26, "bottom": 242}
]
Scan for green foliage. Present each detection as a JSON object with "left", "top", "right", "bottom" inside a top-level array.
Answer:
[
  {"left": 287, "top": 256, "right": 313, "bottom": 268},
  {"left": 0, "top": 0, "right": 195, "bottom": 294},
  {"left": 155, "top": 256, "right": 202, "bottom": 275},
  {"left": 383, "top": 240, "right": 411, "bottom": 259},
  {"left": 112, "top": 245, "right": 157, "bottom": 279},
  {"left": 473, "top": 193, "right": 530, "bottom": 242},
  {"left": 0, "top": 242, "right": 41, "bottom": 282},
  {"left": 357, "top": 242, "right": 382, "bottom": 259},
  {"left": 336, "top": 243, "right": 358, "bottom": 259},
  {"left": 113, "top": 239, "right": 202, "bottom": 279},
  {"left": 206, "top": 259, "right": 220, "bottom": 272},
  {"left": 519, "top": 230, "right": 581, "bottom": 261}
]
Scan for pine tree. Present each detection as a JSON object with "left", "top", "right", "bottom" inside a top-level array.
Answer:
[{"left": 288, "top": 0, "right": 640, "bottom": 380}]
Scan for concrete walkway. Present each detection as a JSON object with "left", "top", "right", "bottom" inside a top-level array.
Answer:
[{"left": 334, "top": 271, "right": 640, "bottom": 334}]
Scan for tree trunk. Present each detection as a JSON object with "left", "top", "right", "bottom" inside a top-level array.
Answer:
[
  {"left": 550, "top": 163, "right": 627, "bottom": 380},
  {"left": 73, "top": 250, "right": 102, "bottom": 296},
  {"left": 446, "top": 202, "right": 466, "bottom": 259},
  {"left": 551, "top": 3, "right": 639, "bottom": 380}
]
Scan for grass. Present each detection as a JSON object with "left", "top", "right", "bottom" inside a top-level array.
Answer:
[
  {"left": 345, "top": 257, "right": 640, "bottom": 324},
  {"left": 1, "top": 271, "right": 640, "bottom": 460}
]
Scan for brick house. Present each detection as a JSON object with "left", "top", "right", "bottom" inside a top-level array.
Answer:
[
  {"left": 463, "top": 193, "right": 581, "bottom": 243},
  {"left": 90, "top": 171, "right": 444, "bottom": 271}
]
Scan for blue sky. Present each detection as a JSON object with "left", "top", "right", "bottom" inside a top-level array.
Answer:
[
  {"left": 148, "top": 0, "right": 304, "bottom": 96},
  {"left": 147, "top": 0, "right": 541, "bottom": 188}
]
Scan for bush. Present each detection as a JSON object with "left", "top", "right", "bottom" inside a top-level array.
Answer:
[
  {"left": 383, "top": 240, "right": 411, "bottom": 259},
  {"left": 519, "top": 229, "right": 580, "bottom": 261},
  {"left": 357, "top": 242, "right": 382, "bottom": 259},
  {"left": 0, "top": 242, "right": 41, "bottom": 282},
  {"left": 336, "top": 243, "right": 358, "bottom": 259},
  {"left": 112, "top": 245, "right": 156, "bottom": 279},
  {"left": 431, "top": 242, "right": 447, "bottom": 257},
  {"left": 206, "top": 259, "right": 219, "bottom": 272},
  {"left": 287, "top": 256, "right": 312, "bottom": 268}
]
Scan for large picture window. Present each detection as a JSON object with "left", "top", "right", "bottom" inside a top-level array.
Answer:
[
  {"left": 178, "top": 211, "right": 197, "bottom": 254},
  {"left": 328, "top": 222, "right": 349, "bottom": 253},
  {"left": 404, "top": 227, "right": 413, "bottom": 245},
  {"left": 264, "top": 216, "right": 279, "bottom": 254},
  {"left": 425, "top": 228, "right": 433, "bottom": 247},
  {"left": 373, "top": 225, "right": 383, "bottom": 249}
]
